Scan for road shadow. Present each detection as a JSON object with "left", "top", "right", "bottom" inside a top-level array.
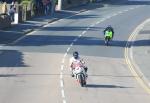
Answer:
[
  {"left": 0, "top": 30, "right": 25, "bottom": 44},
  {"left": 0, "top": 73, "right": 60, "bottom": 78},
  {"left": 125, "top": 1, "right": 150, "bottom": 5},
  {"left": 6, "top": 35, "right": 150, "bottom": 47},
  {"left": 65, "top": 2, "right": 104, "bottom": 12},
  {"left": 102, "top": 0, "right": 150, "bottom": 5},
  {"left": 0, "top": 50, "right": 28, "bottom": 67},
  {"left": 41, "top": 26, "right": 102, "bottom": 31},
  {"left": 85, "top": 84, "right": 132, "bottom": 88},
  {"left": 0, "top": 74, "right": 17, "bottom": 77}
]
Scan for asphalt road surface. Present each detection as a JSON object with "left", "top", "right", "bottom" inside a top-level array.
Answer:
[{"left": 0, "top": 0, "right": 150, "bottom": 103}]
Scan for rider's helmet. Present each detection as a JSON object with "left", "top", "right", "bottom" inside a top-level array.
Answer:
[
  {"left": 73, "top": 51, "right": 79, "bottom": 59},
  {"left": 107, "top": 25, "right": 113, "bottom": 32},
  {"left": 108, "top": 25, "right": 112, "bottom": 27},
  {"left": 107, "top": 25, "right": 112, "bottom": 29}
]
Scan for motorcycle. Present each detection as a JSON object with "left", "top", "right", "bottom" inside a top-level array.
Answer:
[{"left": 72, "top": 62, "right": 87, "bottom": 87}]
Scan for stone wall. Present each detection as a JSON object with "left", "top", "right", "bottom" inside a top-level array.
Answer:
[
  {"left": 0, "top": 3, "right": 11, "bottom": 29},
  {"left": 0, "top": 14, "right": 11, "bottom": 29}
]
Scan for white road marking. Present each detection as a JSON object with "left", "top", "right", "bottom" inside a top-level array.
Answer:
[
  {"left": 82, "top": 31, "right": 87, "bottom": 34},
  {"left": 78, "top": 34, "right": 82, "bottom": 37},
  {"left": 73, "top": 38, "right": 78, "bottom": 42},
  {"left": 86, "top": 27, "right": 90, "bottom": 30},
  {"left": 118, "top": 11, "right": 123, "bottom": 14},
  {"left": 96, "top": 21, "right": 100, "bottom": 25},
  {"left": 124, "top": 9, "right": 129, "bottom": 12},
  {"left": 61, "top": 90, "right": 65, "bottom": 98},
  {"left": 106, "top": 16, "right": 112, "bottom": 19},
  {"left": 60, "top": 80, "right": 64, "bottom": 87},
  {"left": 63, "top": 100, "right": 67, "bottom": 103},
  {"left": 112, "top": 13, "right": 118, "bottom": 16},
  {"left": 61, "top": 65, "right": 64, "bottom": 71},
  {"left": 60, "top": 73, "right": 63, "bottom": 79},
  {"left": 70, "top": 43, "right": 74, "bottom": 46},
  {"left": 90, "top": 24, "right": 95, "bottom": 27},
  {"left": 62, "top": 59, "right": 65, "bottom": 63},
  {"left": 64, "top": 53, "right": 67, "bottom": 58},
  {"left": 67, "top": 47, "right": 70, "bottom": 52}
]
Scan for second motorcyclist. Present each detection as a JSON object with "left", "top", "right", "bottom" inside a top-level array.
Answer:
[
  {"left": 69, "top": 51, "right": 88, "bottom": 77},
  {"left": 103, "top": 25, "right": 114, "bottom": 41}
]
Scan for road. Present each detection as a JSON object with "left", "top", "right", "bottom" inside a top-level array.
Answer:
[{"left": 0, "top": 1, "right": 150, "bottom": 103}]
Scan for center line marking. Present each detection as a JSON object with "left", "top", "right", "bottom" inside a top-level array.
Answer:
[
  {"left": 61, "top": 65, "right": 64, "bottom": 71},
  {"left": 60, "top": 80, "right": 64, "bottom": 87},
  {"left": 82, "top": 31, "right": 87, "bottom": 34},
  {"left": 61, "top": 90, "right": 65, "bottom": 98}
]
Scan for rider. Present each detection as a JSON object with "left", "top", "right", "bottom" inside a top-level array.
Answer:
[
  {"left": 69, "top": 51, "right": 88, "bottom": 77},
  {"left": 103, "top": 25, "right": 114, "bottom": 39}
]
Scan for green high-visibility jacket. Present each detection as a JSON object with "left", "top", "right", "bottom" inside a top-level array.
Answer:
[{"left": 105, "top": 31, "right": 113, "bottom": 38}]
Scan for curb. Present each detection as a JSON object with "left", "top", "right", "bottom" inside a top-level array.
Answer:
[
  {"left": 22, "top": 9, "right": 89, "bottom": 35},
  {"left": 23, "top": 18, "right": 59, "bottom": 35}
]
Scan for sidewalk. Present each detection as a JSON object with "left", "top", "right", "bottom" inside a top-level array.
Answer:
[
  {"left": 0, "top": 3, "right": 104, "bottom": 45},
  {"left": 131, "top": 19, "right": 150, "bottom": 87}
]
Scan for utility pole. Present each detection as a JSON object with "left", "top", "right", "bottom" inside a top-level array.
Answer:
[{"left": 57, "top": 0, "right": 62, "bottom": 10}]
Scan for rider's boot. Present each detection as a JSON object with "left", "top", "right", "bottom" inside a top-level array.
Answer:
[
  {"left": 85, "top": 73, "right": 88, "bottom": 77},
  {"left": 71, "top": 73, "right": 74, "bottom": 77},
  {"left": 84, "top": 67, "right": 88, "bottom": 77}
]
